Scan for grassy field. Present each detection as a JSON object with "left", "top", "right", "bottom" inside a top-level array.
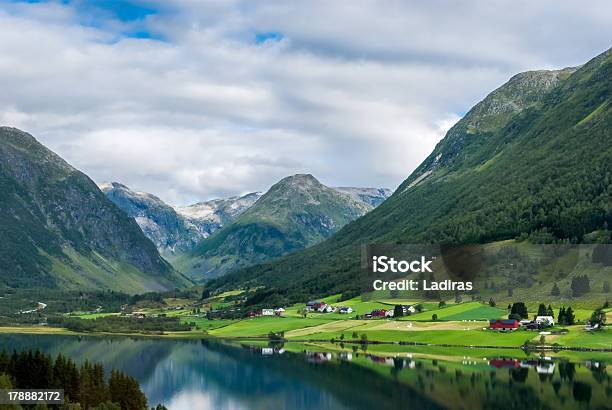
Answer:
[
  {"left": 292, "top": 328, "right": 535, "bottom": 347},
  {"left": 207, "top": 316, "right": 333, "bottom": 337},
  {"left": 547, "top": 327, "right": 611, "bottom": 349},
  {"left": 70, "top": 312, "right": 119, "bottom": 319},
  {"left": 401, "top": 302, "right": 506, "bottom": 321}
]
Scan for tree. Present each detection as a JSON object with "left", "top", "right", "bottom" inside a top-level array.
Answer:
[
  {"left": 558, "top": 307, "right": 566, "bottom": 325},
  {"left": 488, "top": 298, "right": 496, "bottom": 307},
  {"left": 565, "top": 307, "right": 575, "bottom": 325},
  {"left": 438, "top": 301, "right": 446, "bottom": 308},
  {"left": 201, "top": 289, "right": 211, "bottom": 300},
  {"left": 571, "top": 275, "right": 590, "bottom": 297},
  {"left": 551, "top": 283, "right": 560, "bottom": 296},
  {"left": 432, "top": 314, "right": 438, "bottom": 321},
  {"left": 546, "top": 305, "right": 554, "bottom": 317},
  {"left": 108, "top": 370, "right": 148, "bottom": 410},
  {"left": 537, "top": 304, "right": 547, "bottom": 316},
  {"left": 393, "top": 305, "right": 404, "bottom": 318},
  {"left": 589, "top": 309, "right": 606, "bottom": 329},
  {"left": 510, "top": 302, "right": 528, "bottom": 319}
]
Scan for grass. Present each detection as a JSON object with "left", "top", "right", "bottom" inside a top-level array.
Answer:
[
  {"left": 72, "top": 312, "right": 118, "bottom": 319},
  {"left": 547, "top": 326, "right": 611, "bottom": 349},
  {"left": 208, "top": 316, "right": 333, "bottom": 337},
  {"left": 292, "top": 328, "right": 535, "bottom": 347},
  {"left": 401, "top": 302, "right": 506, "bottom": 321},
  {"left": 183, "top": 318, "right": 236, "bottom": 332}
]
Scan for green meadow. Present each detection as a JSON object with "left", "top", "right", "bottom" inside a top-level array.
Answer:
[
  {"left": 400, "top": 301, "right": 506, "bottom": 321},
  {"left": 207, "top": 316, "right": 333, "bottom": 337}
]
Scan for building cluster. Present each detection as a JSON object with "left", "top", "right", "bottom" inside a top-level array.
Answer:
[
  {"left": 365, "top": 305, "right": 415, "bottom": 319},
  {"left": 305, "top": 301, "right": 353, "bottom": 314},
  {"left": 489, "top": 315, "right": 555, "bottom": 331},
  {"left": 248, "top": 307, "right": 285, "bottom": 317}
]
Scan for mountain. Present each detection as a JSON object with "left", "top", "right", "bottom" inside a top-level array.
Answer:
[
  {"left": 175, "top": 192, "right": 262, "bottom": 234},
  {"left": 207, "top": 48, "right": 612, "bottom": 304},
  {"left": 100, "top": 182, "right": 205, "bottom": 256},
  {"left": 333, "top": 187, "right": 392, "bottom": 207},
  {"left": 101, "top": 183, "right": 261, "bottom": 256},
  {"left": 177, "top": 174, "right": 384, "bottom": 279},
  {"left": 0, "top": 127, "right": 191, "bottom": 293}
]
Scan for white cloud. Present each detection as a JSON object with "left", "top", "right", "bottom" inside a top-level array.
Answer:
[{"left": 0, "top": 1, "right": 610, "bottom": 205}]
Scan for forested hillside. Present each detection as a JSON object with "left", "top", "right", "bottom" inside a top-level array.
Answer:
[
  {"left": 0, "top": 127, "right": 191, "bottom": 292},
  {"left": 206, "top": 48, "right": 612, "bottom": 305}
]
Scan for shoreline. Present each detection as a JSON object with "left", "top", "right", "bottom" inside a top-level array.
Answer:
[{"left": 0, "top": 326, "right": 610, "bottom": 353}]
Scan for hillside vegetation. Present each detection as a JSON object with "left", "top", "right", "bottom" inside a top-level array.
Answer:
[
  {"left": 178, "top": 174, "right": 381, "bottom": 279},
  {"left": 206, "top": 48, "right": 612, "bottom": 305},
  {"left": 0, "top": 127, "right": 191, "bottom": 292}
]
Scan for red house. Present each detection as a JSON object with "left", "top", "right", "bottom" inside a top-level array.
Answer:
[
  {"left": 489, "top": 319, "right": 519, "bottom": 330},
  {"left": 368, "top": 309, "right": 387, "bottom": 318},
  {"left": 489, "top": 358, "right": 520, "bottom": 368}
]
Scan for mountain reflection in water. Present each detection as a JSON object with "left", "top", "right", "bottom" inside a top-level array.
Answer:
[{"left": 0, "top": 334, "right": 608, "bottom": 410}]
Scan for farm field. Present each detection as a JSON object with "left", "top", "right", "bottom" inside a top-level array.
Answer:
[
  {"left": 401, "top": 302, "right": 506, "bottom": 321},
  {"left": 547, "top": 326, "right": 612, "bottom": 349},
  {"left": 207, "top": 316, "right": 333, "bottom": 337},
  {"left": 291, "top": 328, "right": 536, "bottom": 346}
]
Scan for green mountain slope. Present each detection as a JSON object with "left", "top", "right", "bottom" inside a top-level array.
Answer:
[
  {"left": 177, "top": 174, "right": 375, "bottom": 279},
  {"left": 207, "top": 48, "right": 612, "bottom": 303},
  {"left": 0, "top": 127, "right": 191, "bottom": 293}
]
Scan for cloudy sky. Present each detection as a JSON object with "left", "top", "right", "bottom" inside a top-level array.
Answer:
[{"left": 1, "top": 1, "right": 611, "bottom": 205}]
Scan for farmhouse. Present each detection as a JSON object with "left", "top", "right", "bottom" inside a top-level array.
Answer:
[
  {"left": 274, "top": 308, "right": 285, "bottom": 316},
  {"left": 489, "top": 319, "right": 519, "bottom": 330},
  {"left": 261, "top": 309, "right": 274, "bottom": 316},
  {"left": 403, "top": 305, "right": 416, "bottom": 315},
  {"left": 306, "top": 301, "right": 326, "bottom": 312},
  {"left": 534, "top": 316, "right": 554, "bottom": 326},
  {"left": 320, "top": 304, "right": 335, "bottom": 313},
  {"left": 367, "top": 309, "right": 388, "bottom": 319},
  {"left": 338, "top": 307, "right": 353, "bottom": 314}
]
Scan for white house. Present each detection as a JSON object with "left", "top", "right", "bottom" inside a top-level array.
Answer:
[
  {"left": 385, "top": 310, "right": 394, "bottom": 317},
  {"left": 320, "top": 304, "right": 335, "bottom": 313},
  {"left": 338, "top": 307, "right": 353, "bottom": 314},
  {"left": 535, "top": 316, "right": 554, "bottom": 326},
  {"left": 274, "top": 307, "right": 285, "bottom": 316},
  {"left": 261, "top": 309, "right": 274, "bottom": 316},
  {"left": 403, "top": 305, "right": 416, "bottom": 315}
]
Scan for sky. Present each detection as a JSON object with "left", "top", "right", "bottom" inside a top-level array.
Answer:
[{"left": 0, "top": 1, "right": 611, "bottom": 205}]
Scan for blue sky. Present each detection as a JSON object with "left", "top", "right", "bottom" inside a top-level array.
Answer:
[{"left": 0, "top": 0, "right": 611, "bottom": 204}]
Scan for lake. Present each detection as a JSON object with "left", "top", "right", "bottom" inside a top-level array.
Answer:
[{"left": 0, "top": 334, "right": 608, "bottom": 409}]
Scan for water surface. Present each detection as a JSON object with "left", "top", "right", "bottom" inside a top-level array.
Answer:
[{"left": 0, "top": 334, "right": 608, "bottom": 409}]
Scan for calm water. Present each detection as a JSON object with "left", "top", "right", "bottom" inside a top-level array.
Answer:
[{"left": 0, "top": 334, "right": 609, "bottom": 410}]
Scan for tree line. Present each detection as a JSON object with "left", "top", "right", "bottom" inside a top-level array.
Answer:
[{"left": 0, "top": 349, "right": 161, "bottom": 409}]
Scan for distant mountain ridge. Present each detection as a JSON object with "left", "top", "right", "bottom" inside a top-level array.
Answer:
[
  {"left": 175, "top": 192, "right": 263, "bottom": 232},
  {"left": 100, "top": 182, "right": 260, "bottom": 256},
  {"left": 102, "top": 180, "right": 390, "bottom": 266},
  {"left": 177, "top": 174, "right": 390, "bottom": 279},
  {"left": 0, "top": 127, "right": 191, "bottom": 293},
  {"left": 333, "top": 187, "right": 392, "bottom": 207}
]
